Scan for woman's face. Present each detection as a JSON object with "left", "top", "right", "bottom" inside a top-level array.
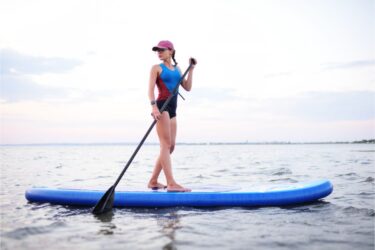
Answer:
[{"left": 157, "top": 48, "right": 172, "bottom": 60}]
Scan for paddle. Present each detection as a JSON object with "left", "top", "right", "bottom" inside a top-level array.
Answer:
[{"left": 92, "top": 60, "right": 196, "bottom": 215}]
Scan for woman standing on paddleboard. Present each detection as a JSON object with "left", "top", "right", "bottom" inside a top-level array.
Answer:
[{"left": 148, "top": 40, "right": 196, "bottom": 192}]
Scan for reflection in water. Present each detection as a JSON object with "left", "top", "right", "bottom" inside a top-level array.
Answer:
[
  {"left": 94, "top": 211, "right": 116, "bottom": 235},
  {"left": 156, "top": 211, "right": 181, "bottom": 250},
  {"left": 92, "top": 207, "right": 182, "bottom": 249}
]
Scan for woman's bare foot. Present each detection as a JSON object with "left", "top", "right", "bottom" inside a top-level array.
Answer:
[
  {"left": 167, "top": 183, "right": 191, "bottom": 192},
  {"left": 148, "top": 182, "right": 167, "bottom": 190}
]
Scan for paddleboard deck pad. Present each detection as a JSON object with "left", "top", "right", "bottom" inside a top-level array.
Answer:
[{"left": 25, "top": 180, "right": 333, "bottom": 207}]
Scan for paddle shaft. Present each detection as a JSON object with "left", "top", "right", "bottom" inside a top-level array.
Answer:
[{"left": 112, "top": 63, "right": 194, "bottom": 188}]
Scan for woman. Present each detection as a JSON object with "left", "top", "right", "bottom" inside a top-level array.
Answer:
[{"left": 148, "top": 40, "right": 196, "bottom": 192}]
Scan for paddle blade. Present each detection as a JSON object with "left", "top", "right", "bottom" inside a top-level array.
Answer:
[{"left": 92, "top": 185, "right": 115, "bottom": 215}]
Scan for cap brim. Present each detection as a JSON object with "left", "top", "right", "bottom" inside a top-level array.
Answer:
[{"left": 152, "top": 46, "right": 168, "bottom": 51}]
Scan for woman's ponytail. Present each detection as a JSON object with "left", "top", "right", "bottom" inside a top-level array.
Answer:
[{"left": 172, "top": 50, "right": 178, "bottom": 67}]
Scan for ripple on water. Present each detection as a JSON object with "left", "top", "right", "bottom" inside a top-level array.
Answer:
[
  {"left": 359, "top": 192, "right": 375, "bottom": 196},
  {"left": 72, "top": 179, "right": 85, "bottom": 182},
  {"left": 360, "top": 161, "right": 372, "bottom": 165},
  {"left": 363, "top": 177, "right": 374, "bottom": 183},
  {"left": 4, "top": 222, "right": 66, "bottom": 240},
  {"left": 271, "top": 168, "right": 292, "bottom": 176},
  {"left": 195, "top": 174, "right": 207, "bottom": 179},
  {"left": 269, "top": 178, "right": 298, "bottom": 183},
  {"left": 342, "top": 206, "right": 375, "bottom": 217},
  {"left": 336, "top": 172, "right": 360, "bottom": 180}
]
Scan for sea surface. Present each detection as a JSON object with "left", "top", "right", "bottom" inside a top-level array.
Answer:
[{"left": 0, "top": 144, "right": 374, "bottom": 250}]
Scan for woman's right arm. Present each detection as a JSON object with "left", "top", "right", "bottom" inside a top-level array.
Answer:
[{"left": 148, "top": 65, "right": 161, "bottom": 120}]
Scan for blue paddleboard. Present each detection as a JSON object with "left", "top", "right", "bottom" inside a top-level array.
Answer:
[{"left": 25, "top": 180, "right": 333, "bottom": 207}]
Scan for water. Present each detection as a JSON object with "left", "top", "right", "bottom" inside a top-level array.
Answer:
[{"left": 1, "top": 144, "right": 374, "bottom": 249}]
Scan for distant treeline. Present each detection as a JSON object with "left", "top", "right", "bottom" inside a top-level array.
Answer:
[
  {"left": 352, "top": 139, "right": 375, "bottom": 144},
  {"left": 177, "top": 140, "right": 375, "bottom": 145}
]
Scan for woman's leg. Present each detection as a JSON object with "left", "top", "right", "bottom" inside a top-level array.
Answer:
[
  {"left": 148, "top": 156, "right": 165, "bottom": 189},
  {"left": 148, "top": 112, "right": 173, "bottom": 188},
  {"left": 170, "top": 117, "right": 177, "bottom": 154},
  {"left": 156, "top": 112, "right": 176, "bottom": 184},
  {"left": 150, "top": 112, "right": 190, "bottom": 191},
  {"left": 148, "top": 117, "right": 177, "bottom": 188}
]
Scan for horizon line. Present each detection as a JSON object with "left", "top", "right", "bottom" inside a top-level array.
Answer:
[{"left": 1, "top": 139, "right": 374, "bottom": 146}]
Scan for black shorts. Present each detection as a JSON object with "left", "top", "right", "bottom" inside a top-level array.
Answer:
[{"left": 157, "top": 96, "right": 177, "bottom": 119}]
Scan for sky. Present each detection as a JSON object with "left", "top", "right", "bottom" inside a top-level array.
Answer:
[{"left": 0, "top": 0, "right": 374, "bottom": 144}]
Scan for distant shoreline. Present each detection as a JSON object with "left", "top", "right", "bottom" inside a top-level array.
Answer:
[{"left": 1, "top": 139, "right": 374, "bottom": 146}]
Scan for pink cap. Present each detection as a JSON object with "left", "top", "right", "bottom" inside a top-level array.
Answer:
[{"left": 152, "top": 40, "right": 174, "bottom": 51}]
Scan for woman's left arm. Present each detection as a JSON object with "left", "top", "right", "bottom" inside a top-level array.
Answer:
[{"left": 180, "top": 58, "right": 197, "bottom": 92}]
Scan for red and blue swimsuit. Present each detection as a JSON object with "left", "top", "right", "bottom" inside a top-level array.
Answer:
[{"left": 156, "top": 63, "right": 181, "bottom": 118}]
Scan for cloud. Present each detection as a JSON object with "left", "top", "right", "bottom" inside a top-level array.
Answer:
[
  {"left": 264, "top": 91, "right": 375, "bottom": 121},
  {"left": 264, "top": 71, "right": 293, "bottom": 78},
  {"left": 0, "top": 74, "right": 70, "bottom": 102},
  {"left": 321, "top": 60, "right": 375, "bottom": 71},
  {"left": 187, "top": 87, "right": 237, "bottom": 102},
  {"left": 0, "top": 49, "right": 83, "bottom": 102},
  {"left": 0, "top": 48, "right": 81, "bottom": 75}
]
